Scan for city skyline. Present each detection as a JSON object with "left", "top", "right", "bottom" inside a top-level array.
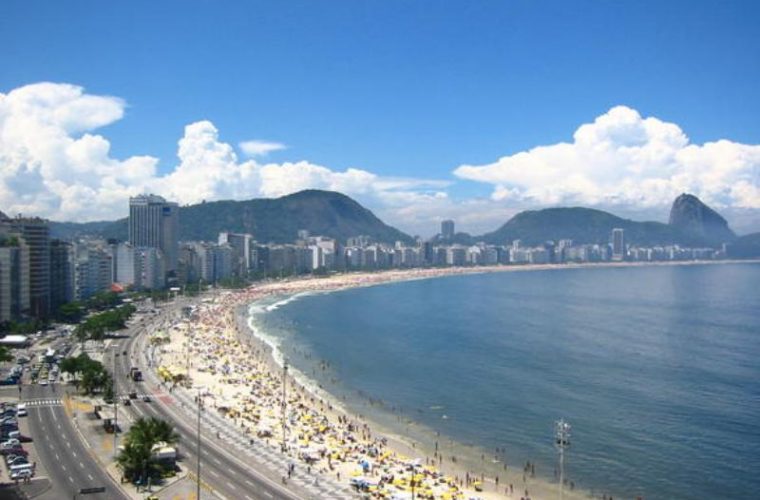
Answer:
[{"left": 1, "top": 1, "right": 759, "bottom": 237}]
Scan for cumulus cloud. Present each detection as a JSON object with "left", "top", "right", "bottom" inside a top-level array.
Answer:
[
  {"left": 239, "top": 139, "right": 286, "bottom": 157},
  {"left": 454, "top": 105, "right": 760, "bottom": 210},
  {"left": 0, "top": 82, "right": 449, "bottom": 226},
  {"left": 3, "top": 84, "right": 757, "bottom": 236}
]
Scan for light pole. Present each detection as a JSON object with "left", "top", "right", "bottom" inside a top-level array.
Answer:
[
  {"left": 195, "top": 386, "right": 205, "bottom": 500},
  {"left": 281, "top": 359, "right": 288, "bottom": 453},
  {"left": 554, "top": 419, "right": 571, "bottom": 500},
  {"left": 112, "top": 348, "right": 119, "bottom": 459}
]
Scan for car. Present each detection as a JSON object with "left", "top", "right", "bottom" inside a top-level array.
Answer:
[
  {"left": 142, "top": 395, "right": 151, "bottom": 402},
  {"left": 122, "top": 398, "right": 131, "bottom": 406},
  {"left": 10, "top": 467, "right": 33, "bottom": 480},
  {"left": 0, "top": 443, "right": 22, "bottom": 452},
  {"left": 6, "top": 455, "right": 28, "bottom": 466},
  {"left": 16, "top": 404, "right": 26, "bottom": 417},
  {"left": 1, "top": 438, "right": 21, "bottom": 447},
  {"left": 5, "top": 452, "right": 28, "bottom": 463},
  {"left": 38, "top": 379, "right": 48, "bottom": 386}
]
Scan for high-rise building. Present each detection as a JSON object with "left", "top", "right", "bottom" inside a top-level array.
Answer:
[
  {"left": 218, "top": 232, "right": 253, "bottom": 276},
  {"left": 611, "top": 228, "right": 625, "bottom": 261},
  {"left": 73, "top": 243, "right": 113, "bottom": 301},
  {"left": 0, "top": 238, "right": 29, "bottom": 323},
  {"left": 0, "top": 217, "right": 51, "bottom": 318},
  {"left": 441, "top": 220, "right": 455, "bottom": 240},
  {"left": 114, "top": 242, "right": 138, "bottom": 287},
  {"left": 49, "top": 239, "right": 73, "bottom": 312},
  {"left": 129, "top": 194, "right": 179, "bottom": 273}
]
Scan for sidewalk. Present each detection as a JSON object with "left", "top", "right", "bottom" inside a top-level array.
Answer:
[{"left": 63, "top": 392, "right": 190, "bottom": 500}]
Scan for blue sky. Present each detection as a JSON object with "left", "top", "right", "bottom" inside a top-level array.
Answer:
[{"left": 1, "top": 1, "right": 759, "bottom": 235}]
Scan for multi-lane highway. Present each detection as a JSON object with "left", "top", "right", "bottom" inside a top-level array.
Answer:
[
  {"left": 109, "top": 298, "right": 347, "bottom": 500},
  {"left": 19, "top": 295, "right": 353, "bottom": 500},
  {"left": 24, "top": 383, "right": 126, "bottom": 500}
]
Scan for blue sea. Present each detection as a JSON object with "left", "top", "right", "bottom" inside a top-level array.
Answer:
[{"left": 249, "top": 263, "right": 760, "bottom": 500}]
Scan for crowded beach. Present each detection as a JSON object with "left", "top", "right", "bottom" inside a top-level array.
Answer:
[{"left": 152, "top": 267, "right": 592, "bottom": 500}]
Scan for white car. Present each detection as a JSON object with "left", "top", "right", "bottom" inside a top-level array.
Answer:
[
  {"left": 10, "top": 467, "right": 33, "bottom": 480},
  {"left": 16, "top": 404, "right": 26, "bottom": 417},
  {"left": 38, "top": 379, "right": 48, "bottom": 386}
]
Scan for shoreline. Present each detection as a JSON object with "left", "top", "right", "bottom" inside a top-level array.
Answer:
[{"left": 157, "top": 259, "right": 757, "bottom": 500}]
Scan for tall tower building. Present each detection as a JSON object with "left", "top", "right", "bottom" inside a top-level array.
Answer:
[
  {"left": 611, "top": 228, "right": 625, "bottom": 261},
  {"left": 0, "top": 217, "right": 51, "bottom": 318},
  {"left": 129, "top": 194, "right": 179, "bottom": 273},
  {"left": 441, "top": 220, "right": 455, "bottom": 240},
  {"left": 218, "top": 232, "right": 253, "bottom": 276},
  {"left": 49, "top": 239, "right": 73, "bottom": 313},
  {"left": 0, "top": 239, "right": 29, "bottom": 323}
]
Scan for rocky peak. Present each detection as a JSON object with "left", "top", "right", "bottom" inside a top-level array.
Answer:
[{"left": 668, "top": 193, "right": 735, "bottom": 245}]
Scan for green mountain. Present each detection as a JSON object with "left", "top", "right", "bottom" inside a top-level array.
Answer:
[
  {"left": 727, "top": 232, "right": 760, "bottom": 258},
  {"left": 50, "top": 190, "right": 414, "bottom": 245},
  {"left": 479, "top": 205, "right": 725, "bottom": 247},
  {"left": 668, "top": 193, "right": 736, "bottom": 246}
]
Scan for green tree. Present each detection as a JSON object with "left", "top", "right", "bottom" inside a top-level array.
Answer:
[
  {"left": 0, "top": 346, "right": 13, "bottom": 363},
  {"left": 57, "top": 302, "right": 85, "bottom": 323},
  {"left": 117, "top": 417, "right": 179, "bottom": 484}
]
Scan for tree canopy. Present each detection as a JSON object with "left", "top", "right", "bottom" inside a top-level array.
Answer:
[{"left": 117, "top": 417, "right": 179, "bottom": 485}]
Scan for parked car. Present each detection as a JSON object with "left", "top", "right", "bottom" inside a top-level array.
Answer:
[
  {"left": 6, "top": 455, "right": 28, "bottom": 466},
  {"left": 1, "top": 438, "right": 21, "bottom": 447},
  {"left": 9, "top": 465, "right": 34, "bottom": 479},
  {"left": 16, "top": 404, "right": 26, "bottom": 417},
  {"left": 0, "top": 443, "right": 23, "bottom": 453}
]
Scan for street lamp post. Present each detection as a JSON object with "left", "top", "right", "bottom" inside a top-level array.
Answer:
[
  {"left": 112, "top": 348, "right": 119, "bottom": 459},
  {"left": 554, "top": 419, "right": 571, "bottom": 500},
  {"left": 281, "top": 359, "right": 288, "bottom": 453},
  {"left": 196, "top": 386, "right": 205, "bottom": 500}
]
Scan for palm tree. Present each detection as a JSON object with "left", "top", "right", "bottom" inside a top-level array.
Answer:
[{"left": 117, "top": 417, "right": 179, "bottom": 485}]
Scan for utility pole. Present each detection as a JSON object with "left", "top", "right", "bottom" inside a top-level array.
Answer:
[
  {"left": 281, "top": 359, "right": 288, "bottom": 452},
  {"left": 196, "top": 386, "right": 204, "bottom": 500},
  {"left": 113, "top": 349, "right": 118, "bottom": 459},
  {"left": 555, "top": 419, "right": 571, "bottom": 500}
]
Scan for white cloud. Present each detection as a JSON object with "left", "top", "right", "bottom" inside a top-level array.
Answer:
[
  {"left": 454, "top": 105, "right": 760, "bottom": 210},
  {"left": 239, "top": 140, "right": 286, "bottom": 157},
  {"left": 0, "top": 82, "right": 450, "bottom": 228},
  {"left": 2, "top": 84, "right": 757, "bottom": 237}
]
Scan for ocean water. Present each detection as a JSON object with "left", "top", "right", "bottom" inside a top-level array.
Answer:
[{"left": 250, "top": 263, "right": 760, "bottom": 500}]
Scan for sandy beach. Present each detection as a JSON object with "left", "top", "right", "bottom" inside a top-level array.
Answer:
[{"left": 152, "top": 261, "right": 752, "bottom": 499}]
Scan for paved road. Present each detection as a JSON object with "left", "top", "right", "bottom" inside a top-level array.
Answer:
[
  {"left": 112, "top": 299, "right": 322, "bottom": 500},
  {"left": 24, "top": 383, "right": 127, "bottom": 500}
]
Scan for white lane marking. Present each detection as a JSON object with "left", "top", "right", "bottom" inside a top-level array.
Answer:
[
  {"left": 245, "top": 495, "right": 254, "bottom": 500},
  {"left": 228, "top": 483, "right": 237, "bottom": 490},
  {"left": 88, "top": 474, "right": 94, "bottom": 481},
  {"left": 61, "top": 464, "right": 67, "bottom": 471},
  {"left": 72, "top": 451, "right": 77, "bottom": 458},
  {"left": 212, "top": 457, "right": 221, "bottom": 465},
  {"left": 49, "top": 406, "right": 58, "bottom": 421},
  {"left": 54, "top": 453, "right": 59, "bottom": 460},
  {"left": 208, "top": 469, "right": 220, "bottom": 478},
  {"left": 245, "top": 480, "right": 254, "bottom": 487},
  {"left": 79, "top": 461, "right": 85, "bottom": 468},
  {"left": 264, "top": 492, "right": 273, "bottom": 498},
  {"left": 68, "top": 476, "right": 74, "bottom": 483}
]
